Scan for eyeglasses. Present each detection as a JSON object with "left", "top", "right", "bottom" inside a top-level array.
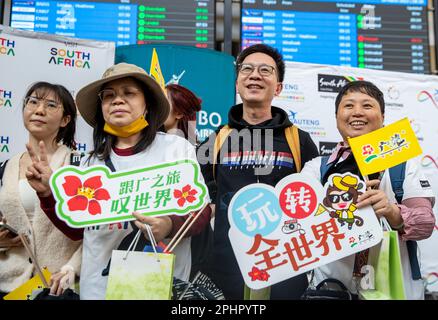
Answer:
[
  {"left": 328, "top": 192, "right": 353, "bottom": 203},
  {"left": 98, "top": 87, "right": 142, "bottom": 104},
  {"left": 238, "top": 63, "right": 276, "bottom": 77},
  {"left": 24, "top": 96, "right": 62, "bottom": 113}
]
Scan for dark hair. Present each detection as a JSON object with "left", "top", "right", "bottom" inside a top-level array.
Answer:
[
  {"left": 236, "top": 44, "right": 285, "bottom": 82},
  {"left": 165, "top": 84, "right": 201, "bottom": 141},
  {"left": 335, "top": 80, "right": 385, "bottom": 115},
  {"left": 91, "top": 77, "right": 162, "bottom": 161},
  {"left": 23, "top": 82, "right": 77, "bottom": 149}
]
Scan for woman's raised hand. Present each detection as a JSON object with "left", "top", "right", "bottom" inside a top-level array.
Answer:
[{"left": 25, "top": 141, "right": 53, "bottom": 197}]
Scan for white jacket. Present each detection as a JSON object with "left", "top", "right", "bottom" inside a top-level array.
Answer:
[{"left": 0, "top": 146, "right": 82, "bottom": 293}]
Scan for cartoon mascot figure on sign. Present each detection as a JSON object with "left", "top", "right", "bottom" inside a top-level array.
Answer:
[{"left": 322, "top": 174, "right": 364, "bottom": 230}]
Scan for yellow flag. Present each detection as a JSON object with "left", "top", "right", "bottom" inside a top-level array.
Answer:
[
  {"left": 149, "top": 48, "right": 165, "bottom": 91},
  {"left": 3, "top": 268, "right": 51, "bottom": 300},
  {"left": 315, "top": 204, "right": 328, "bottom": 216},
  {"left": 348, "top": 117, "right": 422, "bottom": 176}
]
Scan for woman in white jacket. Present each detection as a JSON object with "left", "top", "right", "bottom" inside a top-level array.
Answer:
[{"left": 0, "top": 82, "right": 82, "bottom": 298}]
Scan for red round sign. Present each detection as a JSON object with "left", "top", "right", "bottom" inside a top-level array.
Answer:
[{"left": 279, "top": 182, "right": 317, "bottom": 219}]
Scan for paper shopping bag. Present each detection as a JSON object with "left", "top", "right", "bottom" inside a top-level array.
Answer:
[
  {"left": 387, "top": 231, "right": 406, "bottom": 300},
  {"left": 360, "top": 230, "right": 406, "bottom": 300},
  {"left": 105, "top": 250, "right": 175, "bottom": 300}
]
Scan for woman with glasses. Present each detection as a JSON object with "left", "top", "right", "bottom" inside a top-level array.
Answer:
[
  {"left": 0, "top": 82, "right": 82, "bottom": 298},
  {"left": 25, "top": 63, "right": 209, "bottom": 299}
]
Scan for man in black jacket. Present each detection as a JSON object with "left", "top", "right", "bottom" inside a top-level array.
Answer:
[{"left": 197, "top": 44, "right": 319, "bottom": 299}]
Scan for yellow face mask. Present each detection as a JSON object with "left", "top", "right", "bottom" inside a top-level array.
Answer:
[{"left": 103, "top": 115, "right": 149, "bottom": 138}]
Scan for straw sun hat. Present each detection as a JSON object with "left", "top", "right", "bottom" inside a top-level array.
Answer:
[
  {"left": 332, "top": 175, "right": 359, "bottom": 191},
  {"left": 76, "top": 62, "right": 170, "bottom": 127}
]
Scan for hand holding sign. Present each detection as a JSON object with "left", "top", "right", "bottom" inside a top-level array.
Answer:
[
  {"left": 25, "top": 141, "right": 53, "bottom": 198},
  {"left": 357, "top": 179, "right": 402, "bottom": 226},
  {"left": 132, "top": 211, "right": 173, "bottom": 242},
  {"left": 347, "top": 118, "right": 419, "bottom": 230},
  {"left": 49, "top": 265, "right": 75, "bottom": 296}
]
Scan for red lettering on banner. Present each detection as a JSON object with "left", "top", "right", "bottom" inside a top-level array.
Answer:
[
  {"left": 283, "top": 234, "right": 320, "bottom": 271},
  {"left": 312, "top": 218, "right": 345, "bottom": 256},
  {"left": 247, "top": 234, "right": 288, "bottom": 271}
]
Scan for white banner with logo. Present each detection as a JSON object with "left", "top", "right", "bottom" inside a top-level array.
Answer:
[
  {"left": 0, "top": 26, "right": 115, "bottom": 162},
  {"left": 267, "top": 61, "right": 438, "bottom": 293}
]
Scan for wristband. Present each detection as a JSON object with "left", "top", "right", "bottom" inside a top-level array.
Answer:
[{"left": 391, "top": 222, "right": 405, "bottom": 230}]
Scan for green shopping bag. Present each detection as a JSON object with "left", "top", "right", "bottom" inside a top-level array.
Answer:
[
  {"left": 360, "top": 221, "right": 406, "bottom": 300},
  {"left": 105, "top": 228, "right": 175, "bottom": 300},
  {"left": 105, "top": 249, "right": 175, "bottom": 300}
]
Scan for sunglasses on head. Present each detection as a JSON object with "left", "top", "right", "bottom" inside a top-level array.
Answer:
[{"left": 328, "top": 192, "right": 353, "bottom": 203}]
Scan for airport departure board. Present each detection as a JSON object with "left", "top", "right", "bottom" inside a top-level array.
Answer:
[
  {"left": 10, "top": 0, "right": 215, "bottom": 48},
  {"left": 241, "top": 0, "right": 430, "bottom": 74}
]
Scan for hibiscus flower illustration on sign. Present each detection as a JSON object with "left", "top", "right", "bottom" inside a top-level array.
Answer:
[
  {"left": 362, "top": 144, "right": 378, "bottom": 163},
  {"left": 362, "top": 144, "right": 374, "bottom": 156},
  {"left": 62, "top": 175, "right": 110, "bottom": 215},
  {"left": 173, "top": 184, "right": 198, "bottom": 207},
  {"left": 248, "top": 266, "right": 270, "bottom": 282}
]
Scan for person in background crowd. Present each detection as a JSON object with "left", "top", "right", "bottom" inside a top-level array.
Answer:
[
  {"left": 164, "top": 83, "right": 201, "bottom": 144},
  {"left": 164, "top": 83, "right": 213, "bottom": 279}
]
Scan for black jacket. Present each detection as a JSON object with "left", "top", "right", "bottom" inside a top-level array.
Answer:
[{"left": 197, "top": 104, "right": 319, "bottom": 299}]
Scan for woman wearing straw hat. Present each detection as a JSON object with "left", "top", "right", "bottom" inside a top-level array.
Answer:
[{"left": 25, "top": 63, "right": 207, "bottom": 299}]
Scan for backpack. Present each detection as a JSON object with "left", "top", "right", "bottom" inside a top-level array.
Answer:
[
  {"left": 212, "top": 124, "right": 302, "bottom": 180},
  {"left": 320, "top": 156, "right": 421, "bottom": 280}
]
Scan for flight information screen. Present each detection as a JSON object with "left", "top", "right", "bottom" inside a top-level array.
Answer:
[
  {"left": 10, "top": 0, "right": 215, "bottom": 48},
  {"left": 241, "top": 0, "right": 430, "bottom": 74}
]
